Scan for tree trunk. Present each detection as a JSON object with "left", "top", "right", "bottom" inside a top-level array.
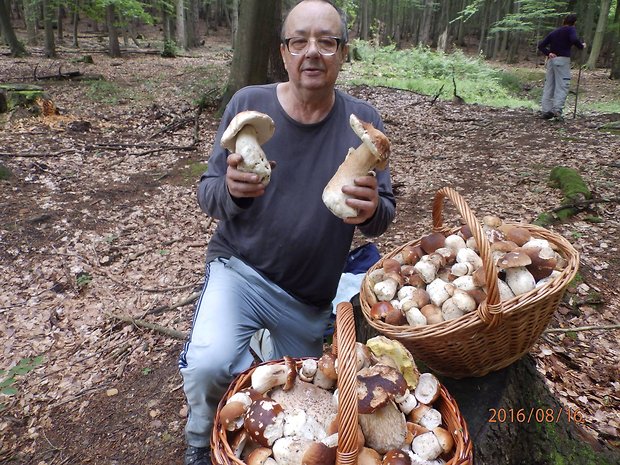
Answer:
[
  {"left": 24, "top": 0, "right": 38, "bottom": 46},
  {"left": 611, "top": 0, "right": 620, "bottom": 79},
  {"left": 230, "top": 0, "right": 239, "bottom": 48},
  {"left": 360, "top": 0, "right": 369, "bottom": 41},
  {"left": 57, "top": 5, "right": 64, "bottom": 44},
  {"left": 478, "top": 0, "right": 488, "bottom": 55},
  {"left": 586, "top": 0, "right": 612, "bottom": 69},
  {"left": 418, "top": 0, "right": 434, "bottom": 46},
  {"left": 0, "top": 0, "right": 28, "bottom": 56},
  {"left": 267, "top": 0, "right": 286, "bottom": 83},
  {"left": 72, "top": 8, "right": 79, "bottom": 48},
  {"left": 176, "top": 0, "right": 187, "bottom": 49},
  {"left": 219, "top": 0, "right": 277, "bottom": 113},
  {"left": 42, "top": 0, "right": 56, "bottom": 57},
  {"left": 106, "top": 3, "right": 121, "bottom": 58}
]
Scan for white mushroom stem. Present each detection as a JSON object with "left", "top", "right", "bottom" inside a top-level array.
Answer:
[
  {"left": 251, "top": 363, "right": 291, "bottom": 394},
  {"left": 505, "top": 266, "right": 536, "bottom": 296},
  {"left": 322, "top": 115, "right": 389, "bottom": 219},
  {"left": 234, "top": 126, "right": 272, "bottom": 184},
  {"left": 374, "top": 278, "right": 399, "bottom": 301}
]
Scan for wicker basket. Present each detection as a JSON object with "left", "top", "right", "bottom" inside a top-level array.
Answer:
[
  {"left": 360, "top": 187, "right": 580, "bottom": 379},
  {"left": 211, "top": 302, "right": 473, "bottom": 465}
]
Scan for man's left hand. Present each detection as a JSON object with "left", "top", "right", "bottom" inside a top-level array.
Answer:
[{"left": 341, "top": 174, "right": 379, "bottom": 225}]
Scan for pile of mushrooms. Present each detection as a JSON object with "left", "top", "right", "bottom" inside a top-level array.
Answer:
[
  {"left": 219, "top": 336, "right": 455, "bottom": 465},
  {"left": 367, "top": 215, "right": 569, "bottom": 326}
]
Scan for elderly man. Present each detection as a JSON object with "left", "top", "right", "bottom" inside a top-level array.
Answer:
[{"left": 179, "top": 1, "right": 395, "bottom": 463}]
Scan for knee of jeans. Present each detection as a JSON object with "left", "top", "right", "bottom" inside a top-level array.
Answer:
[{"left": 182, "top": 345, "right": 233, "bottom": 385}]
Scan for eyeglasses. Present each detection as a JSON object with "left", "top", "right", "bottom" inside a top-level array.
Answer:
[{"left": 284, "top": 36, "right": 342, "bottom": 56}]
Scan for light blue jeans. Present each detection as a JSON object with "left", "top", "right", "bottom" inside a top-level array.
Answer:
[
  {"left": 179, "top": 256, "right": 333, "bottom": 448},
  {"left": 541, "top": 56, "right": 572, "bottom": 115}
]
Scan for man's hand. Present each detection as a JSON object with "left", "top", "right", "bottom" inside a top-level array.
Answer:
[
  {"left": 548, "top": 52, "right": 557, "bottom": 59},
  {"left": 341, "top": 174, "right": 379, "bottom": 225},
  {"left": 226, "top": 153, "right": 274, "bottom": 198}
]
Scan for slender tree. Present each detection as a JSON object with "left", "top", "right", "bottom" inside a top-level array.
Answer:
[
  {"left": 611, "top": 0, "right": 620, "bottom": 78},
  {"left": 586, "top": 0, "right": 612, "bottom": 68},
  {"left": 0, "top": 0, "right": 29, "bottom": 56},
  {"left": 42, "top": 0, "right": 57, "bottom": 57},
  {"left": 106, "top": 3, "right": 121, "bottom": 57}
]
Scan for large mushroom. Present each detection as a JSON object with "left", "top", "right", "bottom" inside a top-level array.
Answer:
[
  {"left": 220, "top": 110, "right": 275, "bottom": 185},
  {"left": 322, "top": 114, "right": 390, "bottom": 219}
]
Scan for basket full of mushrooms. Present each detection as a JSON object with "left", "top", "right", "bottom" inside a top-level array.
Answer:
[
  {"left": 211, "top": 302, "right": 473, "bottom": 465},
  {"left": 359, "top": 187, "right": 579, "bottom": 379}
]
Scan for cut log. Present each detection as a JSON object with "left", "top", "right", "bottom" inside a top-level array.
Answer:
[{"left": 0, "top": 84, "right": 57, "bottom": 116}]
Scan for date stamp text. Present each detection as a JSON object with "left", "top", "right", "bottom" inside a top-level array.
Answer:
[{"left": 488, "top": 407, "right": 585, "bottom": 424}]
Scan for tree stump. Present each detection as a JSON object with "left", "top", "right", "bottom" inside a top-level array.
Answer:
[
  {"left": 350, "top": 295, "right": 620, "bottom": 464},
  {"left": 0, "top": 84, "right": 57, "bottom": 116}
]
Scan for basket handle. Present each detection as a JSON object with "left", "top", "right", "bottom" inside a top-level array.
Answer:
[
  {"left": 432, "top": 187, "right": 503, "bottom": 328},
  {"left": 332, "top": 302, "right": 358, "bottom": 465}
]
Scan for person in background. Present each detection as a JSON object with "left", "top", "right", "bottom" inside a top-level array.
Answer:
[
  {"left": 538, "top": 13, "right": 586, "bottom": 120},
  {"left": 178, "top": 1, "right": 395, "bottom": 464}
]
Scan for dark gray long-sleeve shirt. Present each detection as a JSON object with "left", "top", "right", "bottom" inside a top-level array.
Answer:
[{"left": 198, "top": 84, "right": 395, "bottom": 307}]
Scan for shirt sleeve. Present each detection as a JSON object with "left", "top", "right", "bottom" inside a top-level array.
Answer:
[{"left": 538, "top": 34, "right": 551, "bottom": 56}]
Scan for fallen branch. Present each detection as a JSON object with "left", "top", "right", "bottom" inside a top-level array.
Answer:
[
  {"left": 34, "top": 63, "right": 82, "bottom": 80},
  {"left": 144, "top": 291, "right": 201, "bottom": 317},
  {"left": 551, "top": 197, "right": 620, "bottom": 213},
  {"left": 0, "top": 149, "right": 76, "bottom": 158},
  {"left": 544, "top": 324, "right": 620, "bottom": 334},
  {"left": 134, "top": 143, "right": 196, "bottom": 156},
  {"left": 107, "top": 312, "right": 186, "bottom": 340}
]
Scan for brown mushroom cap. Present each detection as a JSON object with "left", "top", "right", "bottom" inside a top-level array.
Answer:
[
  {"left": 382, "top": 449, "right": 412, "bottom": 465},
  {"left": 433, "top": 426, "right": 455, "bottom": 454},
  {"left": 501, "top": 225, "right": 532, "bottom": 246},
  {"left": 302, "top": 441, "right": 337, "bottom": 465},
  {"left": 358, "top": 447, "right": 383, "bottom": 465},
  {"left": 220, "top": 401, "right": 248, "bottom": 431},
  {"left": 420, "top": 232, "right": 446, "bottom": 254},
  {"left": 523, "top": 246, "right": 558, "bottom": 281},
  {"left": 246, "top": 447, "right": 273, "bottom": 465},
  {"left": 244, "top": 399, "right": 285, "bottom": 447},
  {"left": 349, "top": 114, "right": 391, "bottom": 170},
  {"left": 357, "top": 364, "right": 408, "bottom": 414},
  {"left": 220, "top": 111, "right": 275, "bottom": 151},
  {"left": 497, "top": 250, "right": 532, "bottom": 269}
]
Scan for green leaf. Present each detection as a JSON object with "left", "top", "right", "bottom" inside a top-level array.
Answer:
[
  {"left": 1, "top": 386, "right": 18, "bottom": 396},
  {"left": 0, "top": 377, "right": 16, "bottom": 389}
]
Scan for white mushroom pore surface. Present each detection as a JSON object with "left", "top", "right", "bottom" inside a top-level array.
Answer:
[
  {"left": 322, "top": 114, "right": 390, "bottom": 219},
  {"left": 220, "top": 110, "right": 275, "bottom": 185}
]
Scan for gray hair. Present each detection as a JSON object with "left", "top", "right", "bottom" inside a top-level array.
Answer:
[{"left": 281, "top": 0, "right": 349, "bottom": 43}]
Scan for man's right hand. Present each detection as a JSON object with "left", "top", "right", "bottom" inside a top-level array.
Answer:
[
  {"left": 226, "top": 153, "right": 269, "bottom": 199},
  {"left": 548, "top": 52, "right": 557, "bottom": 59}
]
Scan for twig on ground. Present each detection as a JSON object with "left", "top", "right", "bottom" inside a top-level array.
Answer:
[
  {"left": 0, "top": 149, "right": 76, "bottom": 158},
  {"left": 544, "top": 324, "right": 620, "bottom": 334},
  {"left": 551, "top": 197, "right": 620, "bottom": 213},
  {"left": 107, "top": 312, "right": 186, "bottom": 340},
  {"left": 144, "top": 291, "right": 201, "bottom": 317}
]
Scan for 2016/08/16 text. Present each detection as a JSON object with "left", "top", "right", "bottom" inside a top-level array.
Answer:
[{"left": 488, "top": 408, "right": 585, "bottom": 424}]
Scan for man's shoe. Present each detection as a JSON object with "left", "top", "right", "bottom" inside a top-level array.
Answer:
[
  {"left": 185, "top": 446, "right": 211, "bottom": 465},
  {"left": 542, "top": 111, "right": 554, "bottom": 120}
]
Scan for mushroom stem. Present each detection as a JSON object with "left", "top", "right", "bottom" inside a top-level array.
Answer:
[
  {"left": 322, "top": 114, "right": 390, "bottom": 219},
  {"left": 235, "top": 126, "right": 272, "bottom": 185}
]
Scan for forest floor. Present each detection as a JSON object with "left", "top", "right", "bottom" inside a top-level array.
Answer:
[{"left": 1, "top": 32, "right": 619, "bottom": 465}]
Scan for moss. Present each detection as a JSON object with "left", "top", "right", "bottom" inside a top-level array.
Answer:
[
  {"left": 534, "top": 212, "right": 554, "bottom": 226},
  {"left": 549, "top": 166, "right": 591, "bottom": 202},
  {"left": 0, "top": 164, "right": 11, "bottom": 180},
  {"left": 584, "top": 215, "right": 603, "bottom": 223},
  {"left": 186, "top": 162, "right": 208, "bottom": 180}
]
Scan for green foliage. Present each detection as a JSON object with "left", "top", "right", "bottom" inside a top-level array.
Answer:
[
  {"left": 490, "top": 0, "right": 568, "bottom": 35},
  {"left": 549, "top": 166, "right": 591, "bottom": 202},
  {"left": 76, "top": 271, "right": 93, "bottom": 289},
  {"left": 161, "top": 40, "right": 177, "bottom": 58},
  {"left": 82, "top": 0, "right": 154, "bottom": 27},
  {"left": 341, "top": 41, "right": 539, "bottom": 109},
  {"left": 1, "top": 356, "right": 45, "bottom": 410},
  {"left": 85, "top": 80, "right": 129, "bottom": 104}
]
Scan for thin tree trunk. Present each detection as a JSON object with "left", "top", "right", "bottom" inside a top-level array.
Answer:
[
  {"left": 478, "top": 0, "right": 488, "bottom": 55},
  {"left": 360, "top": 0, "right": 369, "bottom": 40},
  {"left": 175, "top": 0, "right": 187, "bottom": 49},
  {"left": 106, "top": 3, "right": 121, "bottom": 57},
  {"left": 610, "top": 0, "right": 620, "bottom": 79},
  {"left": 72, "top": 7, "right": 79, "bottom": 47},
  {"left": 57, "top": 5, "right": 64, "bottom": 44},
  {"left": 42, "top": 0, "right": 56, "bottom": 57},
  {"left": 418, "top": 0, "right": 433, "bottom": 46},
  {"left": 24, "top": 0, "right": 38, "bottom": 45},
  {"left": 0, "top": 0, "right": 28, "bottom": 56},
  {"left": 586, "top": 0, "right": 611, "bottom": 69},
  {"left": 230, "top": 0, "right": 238, "bottom": 48}
]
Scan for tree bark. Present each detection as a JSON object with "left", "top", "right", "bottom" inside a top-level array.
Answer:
[
  {"left": 611, "top": 0, "right": 620, "bottom": 79},
  {"left": 176, "top": 0, "right": 187, "bottom": 49},
  {"left": 24, "top": 0, "right": 38, "bottom": 46},
  {"left": 72, "top": 7, "right": 79, "bottom": 48},
  {"left": 586, "top": 0, "right": 612, "bottom": 69},
  {"left": 267, "top": 0, "right": 287, "bottom": 83},
  {"left": 106, "top": 3, "right": 121, "bottom": 58},
  {"left": 42, "top": 0, "right": 56, "bottom": 57},
  {"left": 0, "top": 0, "right": 28, "bottom": 56},
  {"left": 57, "top": 5, "right": 64, "bottom": 44},
  {"left": 219, "top": 0, "right": 277, "bottom": 112}
]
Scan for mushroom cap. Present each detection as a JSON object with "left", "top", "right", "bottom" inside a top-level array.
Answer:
[
  {"left": 365, "top": 336, "right": 420, "bottom": 389},
  {"left": 497, "top": 250, "right": 532, "bottom": 269},
  {"left": 420, "top": 233, "right": 446, "bottom": 255},
  {"left": 358, "top": 447, "right": 383, "bottom": 465},
  {"left": 220, "top": 400, "right": 248, "bottom": 431},
  {"left": 414, "top": 373, "right": 441, "bottom": 405},
  {"left": 432, "top": 426, "right": 454, "bottom": 454},
  {"left": 270, "top": 379, "right": 337, "bottom": 430},
  {"left": 349, "top": 114, "right": 391, "bottom": 170},
  {"left": 357, "top": 364, "right": 408, "bottom": 414},
  {"left": 220, "top": 110, "right": 275, "bottom": 151},
  {"left": 383, "top": 449, "right": 412, "bottom": 465},
  {"left": 243, "top": 399, "right": 285, "bottom": 447},
  {"left": 302, "top": 441, "right": 337, "bottom": 465},
  {"left": 246, "top": 447, "right": 273, "bottom": 465}
]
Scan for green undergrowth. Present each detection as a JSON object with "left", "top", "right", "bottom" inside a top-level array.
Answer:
[{"left": 341, "top": 41, "right": 619, "bottom": 113}]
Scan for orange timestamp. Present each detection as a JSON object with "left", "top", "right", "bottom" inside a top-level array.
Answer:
[{"left": 488, "top": 407, "right": 585, "bottom": 424}]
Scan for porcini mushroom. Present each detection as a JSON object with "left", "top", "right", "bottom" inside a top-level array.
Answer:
[
  {"left": 322, "top": 114, "right": 390, "bottom": 219},
  {"left": 220, "top": 111, "right": 275, "bottom": 185}
]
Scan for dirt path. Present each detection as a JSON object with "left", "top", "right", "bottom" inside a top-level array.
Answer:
[{"left": 1, "top": 44, "right": 619, "bottom": 464}]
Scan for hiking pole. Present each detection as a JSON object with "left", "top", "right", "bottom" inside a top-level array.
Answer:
[{"left": 573, "top": 49, "right": 585, "bottom": 119}]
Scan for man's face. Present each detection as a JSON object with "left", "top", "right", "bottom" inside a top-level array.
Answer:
[{"left": 280, "top": 1, "right": 348, "bottom": 93}]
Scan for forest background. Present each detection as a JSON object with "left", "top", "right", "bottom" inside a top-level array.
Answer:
[{"left": 1, "top": 0, "right": 620, "bottom": 464}]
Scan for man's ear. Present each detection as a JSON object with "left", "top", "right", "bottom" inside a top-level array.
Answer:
[{"left": 280, "top": 43, "right": 288, "bottom": 71}]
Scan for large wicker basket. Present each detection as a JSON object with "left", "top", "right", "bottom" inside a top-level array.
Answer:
[
  {"left": 360, "top": 187, "right": 580, "bottom": 379},
  {"left": 211, "top": 302, "right": 473, "bottom": 465}
]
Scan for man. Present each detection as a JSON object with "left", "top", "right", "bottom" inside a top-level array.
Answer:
[
  {"left": 179, "top": 1, "right": 395, "bottom": 464},
  {"left": 538, "top": 13, "right": 586, "bottom": 120}
]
